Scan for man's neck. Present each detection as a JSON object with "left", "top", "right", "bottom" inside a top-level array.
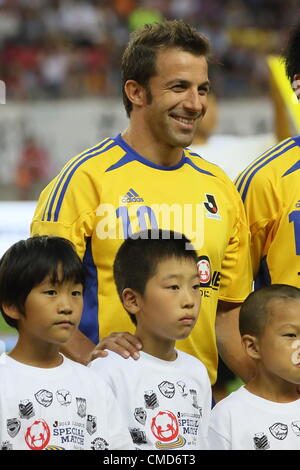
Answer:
[{"left": 121, "top": 127, "right": 183, "bottom": 168}]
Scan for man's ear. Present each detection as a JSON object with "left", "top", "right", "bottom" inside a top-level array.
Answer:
[
  {"left": 1, "top": 304, "right": 21, "bottom": 321},
  {"left": 124, "top": 80, "right": 147, "bottom": 109},
  {"left": 241, "top": 334, "right": 261, "bottom": 360},
  {"left": 122, "top": 288, "right": 142, "bottom": 318}
]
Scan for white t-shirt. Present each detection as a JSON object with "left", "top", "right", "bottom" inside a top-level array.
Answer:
[
  {"left": 190, "top": 133, "right": 276, "bottom": 181},
  {"left": 208, "top": 386, "right": 300, "bottom": 450},
  {"left": 0, "top": 353, "right": 133, "bottom": 450},
  {"left": 89, "top": 349, "right": 212, "bottom": 450}
]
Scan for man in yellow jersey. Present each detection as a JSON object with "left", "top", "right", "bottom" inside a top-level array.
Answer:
[
  {"left": 31, "top": 20, "right": 254, "bottom": 385},
  {"left": 235, "top": 21, "right": 300, "bottom": 291}
]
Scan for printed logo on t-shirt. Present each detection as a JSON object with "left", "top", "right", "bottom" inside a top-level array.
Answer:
[
  {"left": 76, "top": 397, "right": 87, "bottom": 418},
  {"left": 19, "top": 400, "right": 35, "bottom": 419},
  {"left": 291, "top": 421, "right": 300, "bottom": 436},
  {"left": 269, "top": 422, "right": 288, "bottom": 440},
  {"left": 56, "top": 389, "right": 72, "bottom": 406},
  {"left": 158, "top": 381, "right": 175, "bottom": 399},
  {"left": 25, "top": 419, "right": 51, "bottom": 450},
  {"left": 1, "top": 440, "right": 13, "bottom": 450},
  {"left": 253, "top": 432, "right": 270, "bottom": 450},
  {"left": 144, "top": 390, "right": 159, "bottom": 409},
  {"left": 91, "top": 437, "right": 109, "bottom": 450},
  {"left": 86, "top": 415, "right": 97, "bottom": 435},
  {"left": 7, "top": 418, "right": 21, "bottom": 438},
  {"left": 177, "top": 381, "right": 188, "bottom": 397},
  {"left": 151, "top": 410, "right": 186, "bottom": 449},
  {"left": 134, "top": 407, "right": 147, "bottom": 425},
  {"left": 35, "top": 389, "right": 53, "bottom": 407},
  {"left": 129, "top": 427, "right": 147, "bottom": 445}
]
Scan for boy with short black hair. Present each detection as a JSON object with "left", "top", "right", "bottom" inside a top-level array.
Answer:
[
  {"left": 0, "top": 235, "right": 133, "bottom": 450},
  {"left": 90, "top": 229, "right": 211, "bottom": 450},
  {"left": 208, "top": 284, "right": 300, "bottom": 450}
]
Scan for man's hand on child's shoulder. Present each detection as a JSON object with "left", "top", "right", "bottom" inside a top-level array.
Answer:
[{"left": 90, "top": 332, "right": 143, "bottom": 362}]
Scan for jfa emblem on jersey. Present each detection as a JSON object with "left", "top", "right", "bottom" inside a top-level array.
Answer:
[
  {"left": 76, "top": 397, "right": 87, "bottom": 418},
  {"left": 19, "top": 400, "right": 35, "bottom": 419},
  {"left": 87, "top": 415, "right": 97, "bottom": 435},
  {"left": 7, "top": 418, "right": 21, "bottom": 438},
  {"left": 253, "top": 432, "right": 270, "bottom": 450},
  {"left": 134, "top": 407, "right": 147, "bottom": 425},
  {"left": 203, "top": 194, "right": 221, "bottom": 220}
]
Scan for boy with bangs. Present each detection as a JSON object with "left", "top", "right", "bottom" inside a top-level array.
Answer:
[
  {"left": 208, "top": 284, "right": 300, "bottom": 450},
  {"left": 90, "top": 229, "right": 211, "bottom": 450},
  {"left": 0, "top": 235, "right": 133, "bottom": 450}
]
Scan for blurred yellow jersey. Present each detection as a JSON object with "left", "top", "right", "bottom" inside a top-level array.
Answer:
[
  {"left": 235, "top": 136, "right": 300, "bottom": 288},
  {"left": 31, "top": 134, "right": 252, "bottom": 384}
]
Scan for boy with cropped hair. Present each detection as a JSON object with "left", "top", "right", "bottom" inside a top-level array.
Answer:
[
  {"left": 0, "top": 235, "right": 133, "bottom": 450},
  {"left": 90, "top": 229, "right": 211, "bottom": 450},
  {"left": 208, "top": 284, "right": 300, "bottom": 450}
]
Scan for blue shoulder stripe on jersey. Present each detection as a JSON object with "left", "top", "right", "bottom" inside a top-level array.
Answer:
[
  {"left": 42, "top": 139, "right": 112, "bottom": 222},
  {"left": 282, "top": 159, "right": 300, "bottom": 177},
  {"left": 41, "top": 178, "right": 57, "bottom": 222},
  {"left": 53, "top": 141, "right": 118, "bottom": 222},
  {"left": 79, "top": 238, "right": 99, "bottom": 344},
  {"left": 236, "top": 138, "right": 294, "bottom": 193},
  {"left": 105, "top": 153, "right": 136, "bottom": 172},
  {"left": 184, "top": 157, "right": 215, "bottom": 176},
  {"left": 240, "top": 141, "right": 297, "bottom": 202}
]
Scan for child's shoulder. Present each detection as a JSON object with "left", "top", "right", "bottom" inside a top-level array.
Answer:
[
  {"left": 176, "top": 350, "right": 209, "bottom": 374},
  {"left": 89, "top": 350, "right": 136, "bottom": 372},
  {"left": 212, "top": 386, "right": 246, "bottom": 415}
]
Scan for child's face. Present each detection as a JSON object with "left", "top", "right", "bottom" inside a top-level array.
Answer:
[
  {"left": 257, "top": 298, "right": 300, "bottom": 384},
  {"left": 136, "top": 257, "right": 201, "bottom": 342},
  {"left": 18, "top": 273, "right": 83, "bottom": 345}
]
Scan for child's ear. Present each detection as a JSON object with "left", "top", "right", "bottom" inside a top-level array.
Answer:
[
  {"left": 1, "top": 304, "right": 22, "bottom": 321},
  {"left": 122, "top": 288, "right": 141, "bottom": 317},
  {"left": 241, "top": 334, "right": 261, "bottom": 360}
]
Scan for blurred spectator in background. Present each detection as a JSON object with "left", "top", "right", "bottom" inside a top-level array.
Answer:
[
  {"left": 0, "top": 0, "right": 298, "bottom": 101},
  {"left": 15, "top": 136, "right": 51, "bottom": 200},
  {"left": 190, "top": 94, "right": 276, "bottom": 180}
]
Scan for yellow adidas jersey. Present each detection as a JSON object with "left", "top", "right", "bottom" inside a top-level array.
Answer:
[
  {"left": 235, "top": 136, "right": 300, "bottom": 288},
  {"left": 31, "top": 134, "right": 252, "bottom": 384}
]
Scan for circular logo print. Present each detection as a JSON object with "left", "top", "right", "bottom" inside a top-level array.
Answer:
[{"left": 151, "top": 410, "right": 179, "bottom": 442}]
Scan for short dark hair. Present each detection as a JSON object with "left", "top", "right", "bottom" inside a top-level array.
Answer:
[
  {"left": 113, "top": 229, "right": 198, "bottom": 325},
  {"left": 239, "top": 284, "right": 300, "bottom": 337},
  {"left": 0, "top": 236, "right": 85, "bottom": 330},
  {"left": 121, "top": 20, "right": 210, "bottom": 117},
  {"left": 283, "top": 20, "right": 300, "bottom": 83}
]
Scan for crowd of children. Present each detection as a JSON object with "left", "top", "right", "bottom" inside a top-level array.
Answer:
[{"left": 1, "top": 231, "right": 300, "bottom": 451}]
